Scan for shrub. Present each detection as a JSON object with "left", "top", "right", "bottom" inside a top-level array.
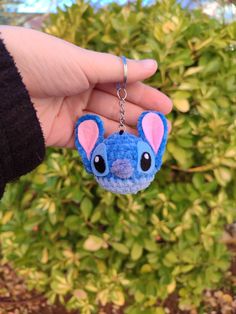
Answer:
[{"left": 0, "top": 0, "right": 235, "bottom": 313}]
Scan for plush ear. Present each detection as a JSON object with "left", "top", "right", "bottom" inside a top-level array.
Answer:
[
  {"left": 137, "top": 111, "right": 168, "bottom": 169},
  {"left": 75, "top": 114, "right": 104, "bottom": 173}
]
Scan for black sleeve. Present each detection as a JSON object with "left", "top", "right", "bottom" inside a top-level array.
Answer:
[{"left": 0, "top": 33, "right": 45, "bottom": 199}]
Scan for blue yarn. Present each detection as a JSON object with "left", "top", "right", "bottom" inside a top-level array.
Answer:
[
  {"left": 96, "top": 175, "right": 154, "bottom": 194},
  {"left": 75, "top": 111, "right": 168, "bottom": 195}
]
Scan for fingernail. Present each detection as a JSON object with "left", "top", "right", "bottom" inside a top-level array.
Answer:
[{"left": 140, "top": 59, "right": 158, "bottom": 69}]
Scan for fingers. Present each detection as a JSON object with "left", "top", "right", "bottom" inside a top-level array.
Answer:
[
  {"left": 87, "top": 88, "right": 172, "bottom": 128},
  {"left": 78, "top": 48, "right": 158, "bottom": 85},
  {"left": 96, "top": 81, "right": 173, "bottom": 115},
  {"left": 0, "top": 26, "right": 157, "bottom": 99},
  {"left": 87, "top": 89, "right": 143, "bottom": 127}
]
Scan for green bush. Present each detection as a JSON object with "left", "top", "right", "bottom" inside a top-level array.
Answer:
[{"left": 0, "top": 0, "right": 236, "bottom": 313}]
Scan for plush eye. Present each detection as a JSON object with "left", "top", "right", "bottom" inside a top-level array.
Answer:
[
  {"left": 94, "top": 155, "right": 106, "bottom": 173},
  {"left": 91, "top": 143, "right": 109, "bottom": 177},
  {"left": 140, "top": 152, "right": 151, "bottom": 171}
]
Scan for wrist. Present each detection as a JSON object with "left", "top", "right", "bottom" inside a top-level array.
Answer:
[{"left": 0, "top": 32, "right": 46, "bottom": 186}]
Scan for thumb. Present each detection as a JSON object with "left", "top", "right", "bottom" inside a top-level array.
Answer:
[{"left": 77, "top": 48, "right": 158, "bottom": 86}]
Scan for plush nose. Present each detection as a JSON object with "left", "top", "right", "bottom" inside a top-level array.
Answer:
[{"left": 111, "top": 159, "right": 133, "bottom": 179}]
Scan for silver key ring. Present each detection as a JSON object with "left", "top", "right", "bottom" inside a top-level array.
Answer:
[
  {"left": 116, "top": 55, "right": 128, "bottom": 97},
  {"left": 122, "top": 55, "right": 127, "bottom": 86}
]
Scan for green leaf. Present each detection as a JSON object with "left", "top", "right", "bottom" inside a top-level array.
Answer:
[
  {"left": 65, "top": 215, "right": 82, "bottom": 231},
  {"left": 144, "top": 239, "right": 158, "bottom": 252},
  {"left": 184, "top": 66, "right": 203, "bottom": 76},
  {"left": 111, "top": 242, "right": 129, "bottom": 255},
  {"left": 167, "top": 142, "right": 193, "bottom": 168},
  {"left": 155, "top": 307, "right": 166, "bottom": 314},
  {"left": 80, "top": 197, "right": 93, "bottom": 220},
  {"left": 173, "top": 98, "right": 190, "bottom": 113},
  {"left": 163, "top": 251, "right": 178, "bottom": 266},
  {"left": 214, "top": 167, "right": 232, "bottom": 186},
  {"left": 111, "top": 289, "right": 125, "bottom": 306},
  {"left": 134, "top": 290, "right": 145, "bottom": 302},
  {"left": 131, "top": 242, "right": 143, "bottom": 261}
]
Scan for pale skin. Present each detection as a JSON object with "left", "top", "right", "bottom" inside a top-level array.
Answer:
[{"left": 0, "top": 25, "right": 173, "bottom": 149}]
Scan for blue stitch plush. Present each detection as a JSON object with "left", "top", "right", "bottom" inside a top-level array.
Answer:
[{"left": 75, "top": 111, "right": 168, "bottom": 194}]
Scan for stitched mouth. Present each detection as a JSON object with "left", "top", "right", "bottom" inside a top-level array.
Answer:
[{"left": 95, "top": 176, "right": 154, "bottom": 194}]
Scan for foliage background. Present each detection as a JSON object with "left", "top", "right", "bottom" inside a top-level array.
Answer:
[{"left": 0, "top": 0, "right": 236, "bottom": 313}]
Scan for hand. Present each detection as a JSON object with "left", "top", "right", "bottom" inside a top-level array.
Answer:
[{"left": 0, "top": 25, "right": 173, "bottom": 148}]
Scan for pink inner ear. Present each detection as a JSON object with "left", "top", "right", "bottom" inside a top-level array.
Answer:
[
  {"left": 142, "top": 113, "right": 164, "bottom": 153},
  {"left": 78, "top": 120, "right": 99, "bottom": 158}
]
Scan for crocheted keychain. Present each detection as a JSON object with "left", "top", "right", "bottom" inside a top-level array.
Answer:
[{"left": 75, "top": 56, "right": 168, "bottom": 194}]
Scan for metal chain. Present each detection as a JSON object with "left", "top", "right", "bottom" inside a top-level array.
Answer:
[
  {"left": 117, "top": 84, "right": 127, "bottom": 132},
  {"left": 116, "top": 56, "right": 128, "bottom": 133}
]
